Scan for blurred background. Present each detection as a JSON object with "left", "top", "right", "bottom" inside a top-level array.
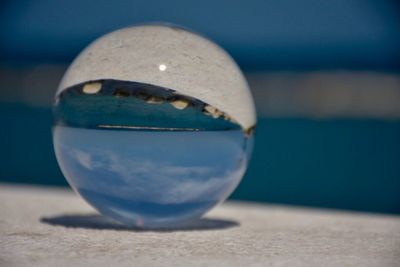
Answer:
[{"left": 1, "top": 0, "right": 399, "bottom": 214}]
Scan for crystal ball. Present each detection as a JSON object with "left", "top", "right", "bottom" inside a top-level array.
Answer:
[{"left": 53, "top": 24, "right": 256, "bottom": 228}]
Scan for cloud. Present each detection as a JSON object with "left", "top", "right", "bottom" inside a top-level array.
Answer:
[{"left": 68, "top": 146, "right": 247, "bottom": 204}]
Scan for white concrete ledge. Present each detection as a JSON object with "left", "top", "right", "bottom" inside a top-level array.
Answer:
[{"left": 0, "top": 184, "right": 399, "bottom": 267}]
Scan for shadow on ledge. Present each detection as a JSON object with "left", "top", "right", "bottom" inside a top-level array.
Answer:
[{"left": 40, "top": 214, "right": 239, "bottom": 232}]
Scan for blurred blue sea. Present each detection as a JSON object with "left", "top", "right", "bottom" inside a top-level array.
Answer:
[
  {"left": 1, "top": 103, "right": 399, "bottom": 214},
  {"left": 1, "top": 0, "right": 399, "bottom": 214}
]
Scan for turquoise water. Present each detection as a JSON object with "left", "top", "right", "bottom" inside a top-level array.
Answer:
[{"left": 1, "top": 103, "right": 399, "bottom": 214}]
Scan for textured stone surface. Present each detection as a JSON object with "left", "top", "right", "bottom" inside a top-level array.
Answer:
[
  {"left": 1, "top": 184, "right": 399, "bottom": 267},
  {"left": 57, "top": 25, "right": 256, "bottom": 130}
]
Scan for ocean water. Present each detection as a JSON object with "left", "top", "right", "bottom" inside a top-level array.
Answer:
[{"left": 1, "top": 103, "right": 399, "bottom": 214}]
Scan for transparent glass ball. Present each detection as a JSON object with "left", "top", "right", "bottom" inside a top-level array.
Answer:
[{"left": 53, "top": 24, "right": 256, "bottom": 228}]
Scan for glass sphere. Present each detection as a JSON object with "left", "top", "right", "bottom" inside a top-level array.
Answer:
[{"left": 53, "top": 24, "right": 256, "bottom": 228}]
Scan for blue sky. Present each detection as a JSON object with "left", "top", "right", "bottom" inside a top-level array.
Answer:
[{"left": 1, "top": 0, "right": 399, "bottom": 70}]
